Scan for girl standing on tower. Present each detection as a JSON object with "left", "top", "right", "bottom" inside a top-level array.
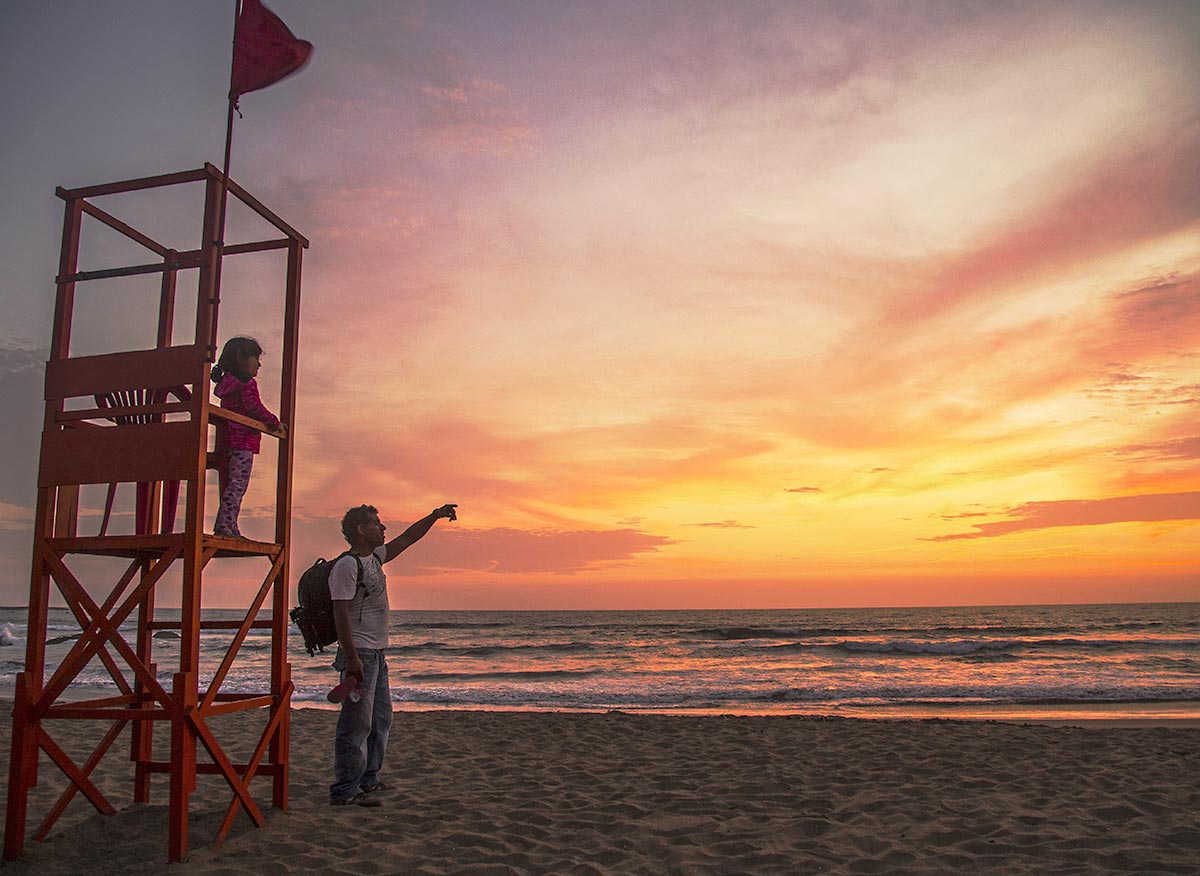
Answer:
[{"left": 211, "top": 335, "right": 286, "bottom": 538}]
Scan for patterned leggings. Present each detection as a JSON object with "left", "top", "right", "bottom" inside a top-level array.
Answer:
[{"left": 214, "top": 449, "right": 254, "bottom": 536}]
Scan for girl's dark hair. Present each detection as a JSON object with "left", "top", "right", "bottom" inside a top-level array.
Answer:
[{"left": 211, "top": 336, "right": 264, "bottom": 383}]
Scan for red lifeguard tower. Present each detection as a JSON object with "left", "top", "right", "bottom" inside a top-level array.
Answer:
[{"left": 4, "top": 164, "right": 305, "bottom": 862}]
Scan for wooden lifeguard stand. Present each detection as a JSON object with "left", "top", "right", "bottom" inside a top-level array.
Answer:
[{"left": 4, "top": 164, "right": 306, "bottom": 862}]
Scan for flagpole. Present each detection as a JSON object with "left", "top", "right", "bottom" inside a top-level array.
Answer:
[{"left": 210, "top": 0, "right": 243, "bottom": 361}]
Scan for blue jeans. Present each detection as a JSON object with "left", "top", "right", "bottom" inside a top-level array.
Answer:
[{"left": 330, "top": 648, "right": 392, "bottom": 802}]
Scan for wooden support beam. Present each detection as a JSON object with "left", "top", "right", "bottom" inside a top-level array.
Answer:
[
  {"left": 78, "top": 200, "right": 169, "bottom": 257},
  {"left": 200, "top": 695, "right": 276, "bottom": 718},
  {"left": 58, "top": 577, "right": 135, "bottom": 698},
  {"left": 200, "top": 551, "right": 283, "bottom": 710},
  {"left": 190, "top": 713, "right": 265, "bottom": 830},
  {"left": 57, "top": 257, "right": 201, "bottom": 284},
  {"left": 204, "top": 163, "right": 309, "bottom": 246},
  {"left": 35, "top": 727, "right": 117, "bottom": 818},
  {"left": 142, "top": 760, "right": 282, "bottom": 776},
  {"left": 34, "top": 720, "right": 128, "bottom": 840},
  {"left": 39, "top": 554, "right": 143, "bottom": 705},
  {"left": 208, "top": 404, "right": 283, "bottom": 434},
  {"left": 3, "top": 675, "right": 39, "bottom": 861},
  {"left": 39, "top": 548, "right": 179, "bottom": 710},
  {"left": 221, "top": 238, "right": 293, "bottom": 256},
  {"left": 56, "top": 167, "right": 207, "bottom": 201},
  {"left": 44, "top": 707, "right": 166, "bottom": 721},
  {"left": 50, "top": 198, "right": 82, "bottom": 359},
  {"left": 147, "top": 619, "right": 274, "bottom": 630},
  {"left": 168, "top": 673, "right": 197, "bottom": 863},
  {"left": 52, "top": 486, "right": 79, "bottom": 538},
  {"left": 216, "top": 686, "right": 291, "bottom": 845},
  {"left": 158, "top": 251, "right": 178, "bottom": 347}
]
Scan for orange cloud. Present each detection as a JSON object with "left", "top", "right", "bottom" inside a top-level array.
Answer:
[
  {"left": 927, "top": 491, "right": 1200, "bottom": 541},
  {"left": 1113, "top": 437, "right": 1200, "bottom": 462}
]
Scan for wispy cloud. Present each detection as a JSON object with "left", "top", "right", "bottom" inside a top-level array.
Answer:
[
  {"left": 0, "top": 501, "right": 34, "bottom": 532},
  {"left": 926, "top": 492, "right": 1200, "bottom": 541},
  {"left": 1112, "top": 436, "right": 1200, "bottom": 462},
  {"left": 0, "top": 343, "right": 46, "bottom": 377},
  {"left": 414, "top": 68, "right": 539, "bottom": 156}
]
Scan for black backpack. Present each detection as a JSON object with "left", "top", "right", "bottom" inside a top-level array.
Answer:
[{"left": 290, "top": 552, "right": 363, "bottom": 656}]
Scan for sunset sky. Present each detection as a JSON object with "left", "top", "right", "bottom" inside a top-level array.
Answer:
[{"left": 1, "top": 1, "right": 1197, "bottom": 609}]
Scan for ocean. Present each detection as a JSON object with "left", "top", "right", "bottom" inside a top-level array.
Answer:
[{"left": 2, "top": 602, "right": 1198, "bottom": 720}]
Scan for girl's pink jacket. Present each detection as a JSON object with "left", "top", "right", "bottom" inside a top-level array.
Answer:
[{"left": 214, "top": 372, "right": 282, "bottom": 453}]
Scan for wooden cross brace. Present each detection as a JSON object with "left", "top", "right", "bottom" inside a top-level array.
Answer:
[{"left": 38, "top": 546, "right": 181, "bottom": 713}]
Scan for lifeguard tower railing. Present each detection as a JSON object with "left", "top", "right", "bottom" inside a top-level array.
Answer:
[{"left": 4, "top": 164, "right": 306, "bottom": 863}]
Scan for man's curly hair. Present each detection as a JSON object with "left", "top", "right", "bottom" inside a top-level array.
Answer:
[{"left": 341, "top": 504, "right": 379, "bottom": 544}]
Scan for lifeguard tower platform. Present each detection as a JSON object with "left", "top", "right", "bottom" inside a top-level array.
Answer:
[{"left": 4, "top": 164, "right": 305, "bottom": 862}]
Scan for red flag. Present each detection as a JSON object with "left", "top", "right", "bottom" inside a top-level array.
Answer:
[{"left": 230, "top": 0, "right": 312, "bottom": 99}]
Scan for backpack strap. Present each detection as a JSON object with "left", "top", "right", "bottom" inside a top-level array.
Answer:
[
  {"left": 335, "top": 551, "right": 365, "bottom": 590},
  {"left": 345, "top": 552, "right": 367, "bottom": 622}
]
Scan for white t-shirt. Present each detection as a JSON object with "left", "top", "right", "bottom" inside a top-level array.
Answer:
[{"left": 327, "top": 546, "right": 390, "bottom": 650}]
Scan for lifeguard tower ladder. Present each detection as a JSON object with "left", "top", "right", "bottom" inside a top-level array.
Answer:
[{"left": 3, "top": 165, "right": 306, "bottom": 862}]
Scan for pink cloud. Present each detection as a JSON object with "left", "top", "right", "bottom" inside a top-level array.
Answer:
[
  {"left": 883, "top": 131, "right": 1200, "bottom": 328},
  {"left": 1103, "top": 278, "right": 1200, "bottom": 359},
  {"left": 926, "top": 491, "right": 1200, "bottom": 541},
  {"left": 752, "top": 270, "right": 1200, "bottom": 454},
  {"left": 1113, "top": 436, "right": 1200, "bottom": 462},
  {"left": 413, "top": 67, "right": 538, "bottom": 156}
]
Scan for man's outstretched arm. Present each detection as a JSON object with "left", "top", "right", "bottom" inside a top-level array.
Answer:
[{"left": 383, "top": 504, "right": 457, "bottom": 563}]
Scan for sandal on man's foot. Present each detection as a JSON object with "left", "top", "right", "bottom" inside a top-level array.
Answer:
[{"left": 331, "top": 792, "right": 381, "bottom": 808}]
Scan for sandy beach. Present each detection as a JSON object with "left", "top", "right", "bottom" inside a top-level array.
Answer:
[{"left": 1, "top": 706, "right": 1197, "bottom": 875}]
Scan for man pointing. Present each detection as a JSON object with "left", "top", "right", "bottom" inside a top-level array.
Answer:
[{"left": 328, "top": 502, "right": 457, "bottom": 806}]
